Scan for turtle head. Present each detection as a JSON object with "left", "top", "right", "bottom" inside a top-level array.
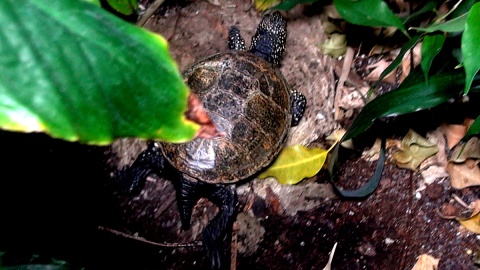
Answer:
[{"left": 250, "top": 11, "right": 287, "bottom": 67}]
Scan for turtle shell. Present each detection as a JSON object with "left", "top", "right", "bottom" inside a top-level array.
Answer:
[{"left": 160, "top": 50, "right": 291, "bottom": 184}]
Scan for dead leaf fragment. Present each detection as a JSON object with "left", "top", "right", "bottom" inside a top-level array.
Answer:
[
  {"left": 254, "top": 0, "right": 279, "bottom": 11},
  {"left": 392, "top": 129, "right": 439, "bottom": 170},
  {"left": 321, "top": 33, "right": 347, "bottom": 58},
  {"left": 458, "top": 212, "right": 480, "bottom": 234},
  {"left": 450, "top": 137, "right": 480, "bottom": 163},
  {"left": 442, "top": 124, "right": 468, "bottom": 149},
  {"left": 447, "top": 159, "right": 480, "bottom": 189},
  {"left": 411, "top": 254, "right": 440, "bottom": 270}
]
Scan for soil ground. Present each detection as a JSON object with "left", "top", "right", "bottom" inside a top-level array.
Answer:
[{"left": 0, "top": 1, "right": 479, "bottom": 270}]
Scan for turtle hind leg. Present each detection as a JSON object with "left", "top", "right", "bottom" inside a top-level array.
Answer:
[
  {"left": 177, "top": 178, "right": 238, "bottom": 270},
  {"left": 228, "top": 27, "right": 246, "bottom": 51},
  {"left": 203, "top": 184, "right": 237, "bottom": 270},
  {"left": 290, "top": 89, "right": 307, "bottom": 126}
]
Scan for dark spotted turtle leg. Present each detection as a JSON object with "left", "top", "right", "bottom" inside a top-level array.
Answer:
[
  {"left": 177, "top": 177, "right": 238, "bottom": 270},
  {"left": 228, "top": 27, "right": 246, "bottom": 51},
  {"left": 290, "top": 89, "right": 306, "bottom": 126}
]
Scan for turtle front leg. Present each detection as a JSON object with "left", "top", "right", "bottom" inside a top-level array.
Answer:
[
  {"left": 228, "top": 27, "right": 246, "bottom": 51},
  {"left": 290, "top": 89, "right": 306, "bottom": 126},
  {"left": 116, "top": 141, "right": 166, "bottom": 194},
  {"left": 176, "top": 177, "right": 238, "bottom": 270}
]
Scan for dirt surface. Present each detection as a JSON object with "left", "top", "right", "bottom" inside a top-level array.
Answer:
[{"left": 0, "top": 1, "right": 479, "bottom": 270}]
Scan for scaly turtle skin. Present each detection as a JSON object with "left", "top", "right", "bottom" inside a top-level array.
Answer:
[{"left": 121, "top": 11, "right": 306, "bottom": 270}]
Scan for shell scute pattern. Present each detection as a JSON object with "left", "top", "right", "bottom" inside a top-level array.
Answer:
[{"left": 160, "top": 51, "right": 291, "bottom": 184}]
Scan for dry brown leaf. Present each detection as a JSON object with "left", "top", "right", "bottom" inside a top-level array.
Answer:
[
  {"left": 365, "top": 59, "right": 397, "bottom": 83},
  {"left": 458, "top": 211, "right": 480, "bottom": 234},
  {"left": 450, "top": 137, "right": 480, "bottom": 163},
  {"left": 324, "top": 4, "right": 342, "bottom": 19},
  {"left": 469, "top": 200, "right": 480, "bottom": 217},
  {"left": 400, "top": 43, "right": 422, "bottom": 83},
  {"left": 447, "top": 159, "right": 480, "bottom": 189},
  {"left": 411, "top": 254, "right": 440, "bottom": 270},
  {"left": 393, "top": 129, "right": 439, "bottom": 170},
  {"left": 442, "top": 124, "right": 468, "bottom": 149}
]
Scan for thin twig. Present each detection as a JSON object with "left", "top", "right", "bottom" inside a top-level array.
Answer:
[
  {"left": 137, "top": 0, "right": 166, "bottom": 26},
  {"left": 98, "top": 226, "right": 202, "bottom": 248}
]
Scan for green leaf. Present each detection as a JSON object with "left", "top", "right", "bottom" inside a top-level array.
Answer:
[
  {"left": 4, "top": 265, "right": 70, "bottom": 270},
  {"left": 0, "top": 0, "right": 199, "bottom": 145},
  {"left": 462, "top": 2, "right": 480, "bottom": 95},
  {"left": 344, "top": 69, "right": 464, "bottom": 141},
  {"left": 329, "top": 136, "right": 386, "bottom": 198},
  {"left": 333, "top": 0, "right": 406, "bottom": 33},
  {"left": 465, "top": 116, "right": 480, "bottom": 138},
  {"left": 410, "top": 13, "right": 468, "bottom": 33},
  {"left": 270, "top": 0, "right": 317, "bottom": 10},
  {"left": 401, "top": 1, "right": 436, "bottom": 25},
  {"left": 106, "top": 0, "right": 138, "bottom": 16},
  {"left": 421, "top": 34, "right": 446, "bottom": 81},
  {"left": 258, "top": 145, "right": 333, "bottom": 185},
  {"left": 374, "top": 34, "right": 421, "bottom": 87}
]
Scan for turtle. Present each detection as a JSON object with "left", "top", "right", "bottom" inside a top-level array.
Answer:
[{"left": 121, "top": 11, "right": 306, "bottom": 270}]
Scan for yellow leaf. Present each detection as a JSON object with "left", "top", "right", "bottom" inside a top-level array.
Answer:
[
  {"left": 321, "top": 33, "right": 347, "bottom": 58},
  {"left": 458, "top": 212, "right": 480, "bottom": 234},
  {"left": 258, "top": 144, "right": 336, "bottom": 185},
  {"left": 255, "top": 0, "right": 280, "bottom": 11}
]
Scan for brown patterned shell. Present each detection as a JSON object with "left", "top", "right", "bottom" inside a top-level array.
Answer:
[{"left": 160, "top": 50, "right": 291, "bottom": 184}]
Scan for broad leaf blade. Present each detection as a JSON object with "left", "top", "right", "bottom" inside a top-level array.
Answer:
[
  {"left": 0, "top": 1, "right": 199, "bottom": 144},
  {"left": 259, "top": 145, "right": 331, "bottom": 185},
  {"left": 270, "top": 0, "right": 317, "bottom": 10},
  {"left": 375, "top": 34, "right": 421, "bottom": 87},
  {"left": 344, "top": 69, "right": 464, "bottom": 141},
  {"left": 333, "top": 0, "right": 406, "bottom": 32},
  {"left": 465, "top": 115, "right": 480, "bottom": 138},
  {"left": 421, "top": 34, "right": 446, "bottom": 81},
  {"left": 106, "top": 0, "right": 138, "bottom": 15},
  {"left": 410, "top": 13, "right": 467, "bottom": 33},
  {"left": 462, "top": 2, "right": 480, "bottom": 95}
]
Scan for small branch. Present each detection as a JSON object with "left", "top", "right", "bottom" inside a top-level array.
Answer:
[
  {"left": 98, "top": 226, "right": 201, "bottom": 248},
  {"left": 137, "top": 0, "right": 166, "bottom": 26}
]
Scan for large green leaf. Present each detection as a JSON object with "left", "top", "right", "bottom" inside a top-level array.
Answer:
[
  {"left": 410, "top": 13, "right": 468, "bottom": 33},
  {"left": 270, "top": 0, "right": 317, "bottom": 10},
  {"left": 344, "top": 69, "right": 464, "bottom": 141},
  {"left": 374, "top": 34, "right": 421, "bottom": 87},
  {"left": 462, "top": 2, "right": 480, "bottom": 95},
  {"left": 106, "top": 0, "right": 138, "bottom": 16},
  {"left": 421, "top": 34, "right": 446, "bottom": 81},
  {"left": 333, "top": 0, "right": 406, "bottom": 33},
  {"left": 465, "top": 116, "right": 480, "bottom": 138},
  {"left": 0, "top": 0, "right": 199, "bottom": 145}
]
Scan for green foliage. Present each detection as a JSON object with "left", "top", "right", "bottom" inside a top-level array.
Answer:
[
  {"left": 462, "top": 2, "right": 480, "bottom": 95},
  {"left": 106, "top": 0, "right": 138, "bottom": 15},
  {"left": 333, "top": 0, "right": 406, "bottom": 34},
  {"left": 421, "top": 34, "right": 446, "bottom": 81},
  {"left": 0, "top": 0, "right": 199, "bottom": 145}
]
